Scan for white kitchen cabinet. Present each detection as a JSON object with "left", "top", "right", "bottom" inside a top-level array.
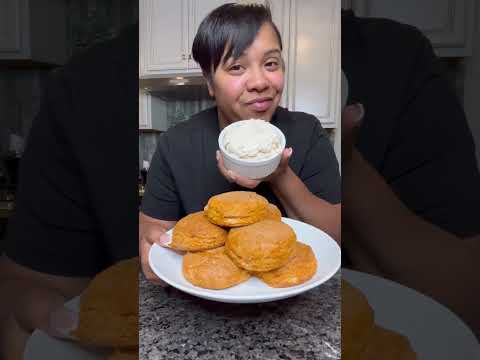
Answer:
[
  {"left": 139, "top": 89, "right": 168, "bottom": 131},
  {"left": 344, "top": 0, "right": 475, "bottom": 57},
  {"left": 188, "top": 0, "right": 229, "bottom": 70},
  {"left": 0, "top": 0, "right": 68, "bottom": 64},
  {"left": 287, "top": 0, "right": 341, "bottom": 129},
  {"left": 140, "top": 0, "right": 225, "bottom": 77},
  {"left": 269, "top": 0, "right": 290, "bottom": 108},
  {"left": 140, "top": 0, "right": 189, "bottom": 76},
  {"left": 140, "top": 0, "right": 288, "bottom": 77}
]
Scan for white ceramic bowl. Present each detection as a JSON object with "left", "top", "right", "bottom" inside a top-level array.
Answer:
[{"left": 218, "top": 120, "right": 286, "bottom": 179}]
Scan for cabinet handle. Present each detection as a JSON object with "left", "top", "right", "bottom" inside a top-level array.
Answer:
[
  {"left": 182, "top": 54, "right": 186, "bottom": 60},
  {"left": 188, "top": 54, "right": 192, "bottom": 60}
]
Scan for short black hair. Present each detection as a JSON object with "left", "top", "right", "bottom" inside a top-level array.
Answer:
[{"left": 192, "top": 3, "right": 282, "bottom": 81}]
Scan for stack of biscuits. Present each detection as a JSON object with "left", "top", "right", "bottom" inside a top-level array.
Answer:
[
  {"left": 169, "top": 191, "right": 317, "bottom": 289},
  {"left": 342, "top": 280, "right": 417, "bottom": 360}
]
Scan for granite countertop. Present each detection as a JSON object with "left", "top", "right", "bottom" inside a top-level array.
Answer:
[{"left": 140, "top": 272, "right": 340, "bottom": 360}]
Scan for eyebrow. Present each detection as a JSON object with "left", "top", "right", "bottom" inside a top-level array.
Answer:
[
  {"left": 223, "top": 48, "right": 282, "bottom": 66},
  {"left": 237, "top": 49, "right": 281, "bottom": 58},
  {"left": 237, "top": 48, "right": 282, "bottom": 59},
  {"left": 263, "top": 49, "right": 282, "bottom": 57}
]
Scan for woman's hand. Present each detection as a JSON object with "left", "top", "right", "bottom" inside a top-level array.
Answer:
[
  {"left": 139, "top": 212, "right": 176, "bottom": 285},
  {"left": 216, "top": 147, "right": 293, "bottom": 189},
  {"left": 0, "top": 255, "right": 90, "bottom": 359}
]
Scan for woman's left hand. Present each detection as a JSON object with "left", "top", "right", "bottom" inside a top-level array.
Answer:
[{"left": 216, "top": 148, "right": 293, "bottom": 189}]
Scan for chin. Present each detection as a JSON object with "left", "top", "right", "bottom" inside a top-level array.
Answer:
[{"left": 251, "top": 114, "right": 269, "bottom": 121}]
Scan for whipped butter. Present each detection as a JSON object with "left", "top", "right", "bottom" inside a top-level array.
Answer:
[{"left": 223, "top": 119, "right": 281, "bottom": 160}]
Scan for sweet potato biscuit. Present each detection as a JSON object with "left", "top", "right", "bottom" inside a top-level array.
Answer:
[
  {"left": 226, "top": 220, "right": 296, "bottom": 272},
  {"left": 204, "top": 191, "right": 268, "bottom": 227},
  {"left": 72, "top": 257, "right": 139, "bottom": 348},
  {"left": 263, "top": 203, "right": 282, "bottom": 221},
  {"left": 358, "top": 326, "right": 417, "bottom": 360},
  {"left": 255, "top": 242, "right": 317, "bottom": 287},
  {"left": 171, "top": 211, "right": 227, "bottom": 251},
  {"left": 341, "top": 279, "right": 375, "bottom": 360},
  {"left": 183, "top": 246, "right": 250, "bottom": 289}
]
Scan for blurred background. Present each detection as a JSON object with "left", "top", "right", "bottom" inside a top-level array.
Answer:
[
  {"left": 0, "top": 0, "right": 138, "bottom": 253},
  {"left": 341, "top": 0, "right": 480, "bottom": 168}
]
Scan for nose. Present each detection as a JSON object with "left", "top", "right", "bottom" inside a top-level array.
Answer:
[{"left": 246, "top": 66, "right": 269, "bottom": 93}]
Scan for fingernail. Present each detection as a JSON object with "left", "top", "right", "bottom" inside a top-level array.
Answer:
[
  {"left": 158, "top": 233, "right": 171, "bottom": 246},
  {"left": 287, "top": 148, "right": 293, "bottom": 157},
  {"left": 228, "top": 170, "right": 236, "bottom": 181},
  {"left": 49, "top": 307, "right": 78, "bottom": 339},
  {"left": 216, "top": 151, "right": 220, "bottom": 161}
]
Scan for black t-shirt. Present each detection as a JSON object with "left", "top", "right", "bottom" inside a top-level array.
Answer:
[
  {"left": 5, "top": 26, "right": 139, "bottom": 277},
  {"left": 141, "top": 106, "right": 340, "bottom": 220},
  {"left": 342, "top": 10, "right": 480, "bottom": 238}
]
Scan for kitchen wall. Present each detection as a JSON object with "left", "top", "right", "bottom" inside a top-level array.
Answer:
[{"left": 0, "top": 0, "right": 138, "bottom": 155}]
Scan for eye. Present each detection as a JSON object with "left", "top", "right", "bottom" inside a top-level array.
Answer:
[
  {"left": 228, "top": 64, "right": 245, "bottom": 74},
  {"left": 265, "top": 60, "right": 280, "bottom": 71}
]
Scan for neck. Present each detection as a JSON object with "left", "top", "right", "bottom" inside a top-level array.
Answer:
[{"left": 217, "top": 108, "right": 230, "bottom": 130}]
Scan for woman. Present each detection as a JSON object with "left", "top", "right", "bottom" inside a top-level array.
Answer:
[{"left": 139, "top": 3, "right": 341, "bottom": 282}]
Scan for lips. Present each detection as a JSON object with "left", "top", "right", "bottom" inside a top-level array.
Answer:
[{"left": 246, "top": 97, "right": 273, "bottom": 112}]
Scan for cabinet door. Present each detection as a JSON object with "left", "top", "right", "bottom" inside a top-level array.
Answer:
[
  {"left": 268, "top": 0, "right": 288, "bottom": 42},
  {"left": 189, "top": 0, "right": 230, "bottom": 69},
  {"left": 140, "top": 0, "right": 189, "bottom": 76},
  {"left": 288, "top": 0, "right": 341, "bottom": 128},
  {"left": 349, "top": 0, "right": 474, "bottom": 57},
  {"left": 0, "top": 0, "right": 28, "bottom": 58}
]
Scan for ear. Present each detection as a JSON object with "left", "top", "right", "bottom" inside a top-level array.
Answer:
[{"left": 206, "top": 78, "right": 215, "bottom": 97}]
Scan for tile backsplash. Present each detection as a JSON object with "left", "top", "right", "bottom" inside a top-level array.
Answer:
[
  {"left": 163, "top": 96, "right": 215, "bottom": 129},
  {"left": 139, "top": 97, "right": 215, "bottom": 167}
]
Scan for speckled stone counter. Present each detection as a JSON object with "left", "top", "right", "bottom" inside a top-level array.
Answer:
[{"left": 140, "top": 272, "right": 340, "bottom": 360}]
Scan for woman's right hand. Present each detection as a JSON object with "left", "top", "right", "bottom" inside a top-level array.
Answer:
[{"left": 139, "top": 212, "right": 176, "bottom": 285}]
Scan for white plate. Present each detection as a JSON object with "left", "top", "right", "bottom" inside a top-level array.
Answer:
[
  {"left": 24, "top": 297, "right": 109, "bottom": 360},
  {"left": 149, "top": 217, "right": 341, "bottom": 304},
  {"left": 342, "top": 269, "right": 480, "bottom": 360}
]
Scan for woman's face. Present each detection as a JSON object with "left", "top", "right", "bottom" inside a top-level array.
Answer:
[{"left": 208, "top": 23, "right": 285, "bottom": 127}]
